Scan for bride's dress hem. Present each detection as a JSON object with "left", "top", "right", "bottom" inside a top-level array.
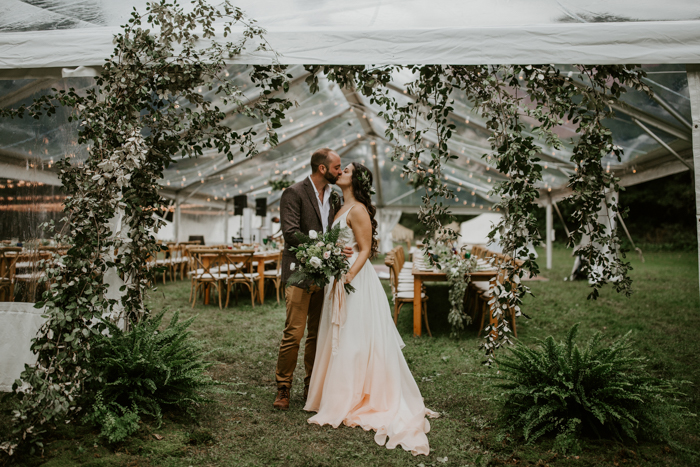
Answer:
[
  {"left": 304, "top": 205, "right": 436, "bottom": 458},
  {"left": 304, "top": 408, "right": 437, "bottom": 457}
]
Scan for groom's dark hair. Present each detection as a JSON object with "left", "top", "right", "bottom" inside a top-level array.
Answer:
[{"left": 311, "top": 148, "right": 335, "bottom": 173}]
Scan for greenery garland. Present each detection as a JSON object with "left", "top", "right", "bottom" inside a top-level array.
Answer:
[
  {"left": 429, "top": 243, "right": 477, "bottom": 336},
  {"left": 303, "top": 64, "right": 649, "bottom": 354},
  {"left": 269, "top": 176, "right": 293, "bottom": 191},
  {"left": 0, "top": 0, "right": 293, "bottom": 455}
]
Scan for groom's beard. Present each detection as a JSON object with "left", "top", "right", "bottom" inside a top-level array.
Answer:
[{"left": 324, "top": 171, "right": 339, "bottom": 184}]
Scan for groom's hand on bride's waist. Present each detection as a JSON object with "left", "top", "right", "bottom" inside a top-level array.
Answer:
[{"left": 342, "top": 247, "right": 353, "bottom": 259}]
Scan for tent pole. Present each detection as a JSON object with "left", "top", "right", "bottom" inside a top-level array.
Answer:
[
  {"left": 174, "top": 193, "right": 182, "bottom": 243},
  {"left": 552, "top": 200, "right": 570, "bottom": 237},
  {"left": 223, "top": 200, "right": 229, "bottom": 245},
  {"left": 687, "top": 65, "right": 700, "bottom": 298},
  {"left": 546, "top": 195, "right": 553, "bottom": 270}
]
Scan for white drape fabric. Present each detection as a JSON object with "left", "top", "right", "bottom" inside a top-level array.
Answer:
[
  {"left": 0, "top": 302, "right": 46, "bottom": 392},
  {"left": 378, "top": 209, "right": 402, "bottom": 254}
]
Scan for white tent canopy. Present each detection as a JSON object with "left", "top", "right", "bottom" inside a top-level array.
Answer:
[
  {"left": 1, "top": 0, "right": 700, "bottom": 76},
  {"left": 0, "top": 1, "right": 699, "bottom": 277}
]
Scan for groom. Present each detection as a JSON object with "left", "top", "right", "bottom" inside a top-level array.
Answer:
[{"left": 273, "top": 148, "right": 345, "bottom": 410}]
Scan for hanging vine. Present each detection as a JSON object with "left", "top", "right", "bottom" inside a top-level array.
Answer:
[
  {"left": 0, "top": 0, "right": 293, "bottom": 455},
  {"left": 304, "top": 64, "right": 649, "bottom": 357}
]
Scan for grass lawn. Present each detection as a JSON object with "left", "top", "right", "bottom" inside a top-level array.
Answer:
[{"left": 2, "top": 244, "right": 700, "bottom": 466}]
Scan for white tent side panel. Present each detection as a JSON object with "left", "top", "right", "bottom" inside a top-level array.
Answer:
[
  {"left": 459, "top": 213, "right": 502, "bottom": 246},
  {"left": 2, "top": 21, "right": 700, "bottom": 73}
]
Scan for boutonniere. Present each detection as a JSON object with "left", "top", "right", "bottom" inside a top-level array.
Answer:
[{"left": 330, "top": 191, "right": 341, "bottom": 208}]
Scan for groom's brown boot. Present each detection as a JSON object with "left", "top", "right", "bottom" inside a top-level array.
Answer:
[
  {"left": 303, "top": 385, "right": 309, "bottom": 403},
  {"left": 273, "top": 386, "right": 290, "bottom": 410}
]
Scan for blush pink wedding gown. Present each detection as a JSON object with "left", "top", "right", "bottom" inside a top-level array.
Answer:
[{"left": 304, "top": 205, "right": 438, "bottom": 456}]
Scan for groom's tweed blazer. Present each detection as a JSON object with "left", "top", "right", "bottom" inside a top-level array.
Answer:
[{"left": 280, "top": 177, "right": 338, "bottom": 284}]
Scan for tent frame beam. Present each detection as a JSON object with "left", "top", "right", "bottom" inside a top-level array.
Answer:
[
  {"left": 569, "top": 79, "right": 691, "bottom": 142},
  {"left": 265, "top": 139, "right": 362, "bottom": 207},
  {"left": 633, "top": 118, "right": 693, "bottom": 173},
  {"left": 244, "top": 138, "right": 362, "bottom": 199},
  {"left": 651, "top": 91, "right": 693, "bottom": 131},
  {"left": 340, "top": 87, "right": 385, "bottom": 206},
  {"left": 0, "top": 78, "right": 56, "bottom": 108},
  {"left": 173, "top": 104, "right": 350, "bottom": 193}
]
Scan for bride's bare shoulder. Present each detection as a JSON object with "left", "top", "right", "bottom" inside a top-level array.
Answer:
[{"left": 347, "top": 203, "right": 370, "bottom": 228}]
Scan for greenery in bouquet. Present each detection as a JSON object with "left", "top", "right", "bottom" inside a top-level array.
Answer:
[{"left": 287, "top": 225, "right": 355, "bottom": 294}]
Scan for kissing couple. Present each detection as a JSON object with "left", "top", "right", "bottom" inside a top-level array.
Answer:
[{"left": 272, "top": 148, "right": 437, "bottom": 456}]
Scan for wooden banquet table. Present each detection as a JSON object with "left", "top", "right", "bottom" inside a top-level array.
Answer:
[
  {"left": 198, "top": 249, "right": 281, "bottom": 306},
  {"left": 251, "top": 250, "right": 281, "bottom": 304},
  {"left": 411, "top": 264, "right": 498, "bottom": 337}
]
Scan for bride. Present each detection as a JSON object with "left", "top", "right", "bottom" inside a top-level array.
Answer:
[{"left": 303, "top": 162, "right": 437, "bottom": 456}]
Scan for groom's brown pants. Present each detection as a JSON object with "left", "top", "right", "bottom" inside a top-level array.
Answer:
[{"left": 275, "top": 285, "right": 324, "bottom": 389}]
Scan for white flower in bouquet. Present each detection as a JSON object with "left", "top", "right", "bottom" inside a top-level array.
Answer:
[
  {"left": 333, "top": 247, "right": 341, "bottom": 255},
  {"left": 309, "top": 230, "right": 318, "bottom": 239},
  {"left": 309, "top": 256, "right": 322, "bottom": 268},
  {"left": 326, "top": 244, "right": 332, "bottom": 250},
  {"left": 316, "top": 241, "right": 324, "bottom": 248},
  {"left": 301, "top": 257, "right": 306, "bottom": 263},
  {"left": 290, "top": 262, "right": 296, "bottom": 270},
  {"left": 323, "top": 251, "right": 331, "bottom": 259}
]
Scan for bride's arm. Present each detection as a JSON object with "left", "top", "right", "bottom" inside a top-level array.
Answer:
[{"left": 344, "top": 207, "right": 372, "bottom": 284}]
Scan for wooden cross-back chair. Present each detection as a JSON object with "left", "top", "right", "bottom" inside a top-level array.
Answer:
[
  {"left": 189, "top": 249, "right": 227, "bottom": 308},
  {"left": 468, "top": 252, "right": 518, "bottom": 338},
  {"left": 263, "top": 251, "right": 283, "bottom": 304},
  {"left": 222, "top": 250, "right": 258, "bottom": 307},
  {"left": 385, "top": 249, "right": 431, "bottom": 336},
  {"left": 0, "top": 247, "right": 21, "bottom": 301},
  {"left": 164, "top": 243, "right": 189, "bottom": 281},
  {"left": 13, "top": 250, "right": 51, "bottom": 302}
]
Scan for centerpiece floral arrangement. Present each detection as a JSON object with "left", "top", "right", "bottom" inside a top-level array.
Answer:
[
  {"left": 287, "top": 225, "right": 356, "bottom": 294},
  {"left": 428, "top": 242, "right": 477, "bottom": 335}
]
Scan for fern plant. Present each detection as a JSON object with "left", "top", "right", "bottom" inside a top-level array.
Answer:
[
  {"left": 491, "top": 324, "right": 685, "bottom": 454},
  {"left": 85, "top": 311, "right": 213, "bottom": 442}
]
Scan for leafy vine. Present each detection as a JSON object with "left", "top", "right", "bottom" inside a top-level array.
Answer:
[
  {"left": 0, "top": 0, "right": 293, "bottom": 455},
  {"left": 269, "top": 175, "right": 293, "bottom": 191},
  {"left": 303, "top": 64, "right": 648, "bottom": 355}
]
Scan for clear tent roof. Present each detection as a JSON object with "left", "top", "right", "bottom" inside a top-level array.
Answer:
[{"left": 0, "top": 63, "right": 693, "bottom": 214}]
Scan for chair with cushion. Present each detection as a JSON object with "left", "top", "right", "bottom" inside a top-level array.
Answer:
[
  {"left": 12, "top": 251, "right": 51, "bottom": 302},
  {"left": 223, "top": 250, "right": 258, "bottom": 307},
  {"left": 469, "top": 253, "right": 517, "bottom": 338},
  {"left": 190, "top": 249, "right": 227, "bottom": 308},
  {"left": 154, "top": 244, "right": 171, "bottom": 284},
  {"left": 0, "top": 247, "right": 21, "bottom": 301},
  {"left": 386, "top": 253, "right": 431, "bottom": 336},
  {"left": 263, "top": 251, "right": 283, "bottom": 304}
]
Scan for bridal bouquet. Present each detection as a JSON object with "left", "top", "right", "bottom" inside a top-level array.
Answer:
[{"left": 287, "top": 225, "right": 356, "bottom": 294}]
